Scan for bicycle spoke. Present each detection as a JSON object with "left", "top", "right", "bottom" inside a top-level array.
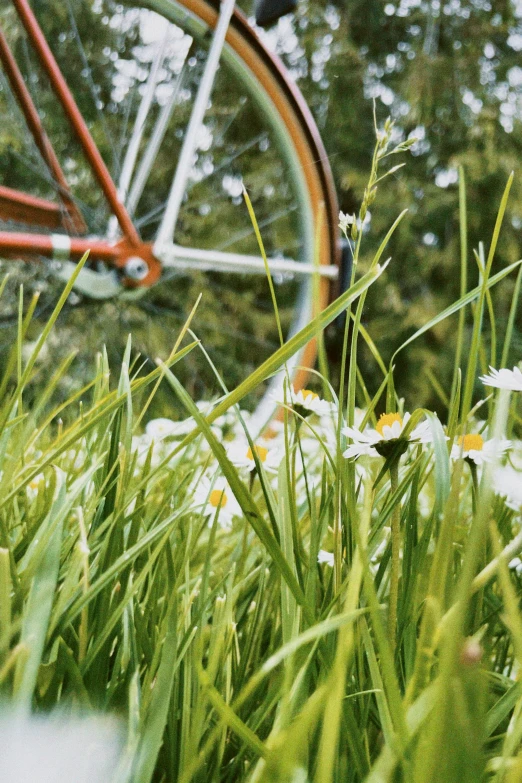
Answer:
[
  {"left": 155, "top": 0, "right": 237, "bottom": 247},
  {"left": 211, "top": 94, "right": 248, "bottom": 147},
  {"left": 126, "top": 63, "right": 187, "bottom": 216},
  {"left": 116, "top": 20, "right": 169, "bottom": 205},
  {"left": 215, "top": 204, "right": 299, "bottom": 251},
  {"left": 156, "top": 244, "right": 338, "bottom": 279},
  {"left": 186, "top": 131, "right": 267, "bottom": 192}
]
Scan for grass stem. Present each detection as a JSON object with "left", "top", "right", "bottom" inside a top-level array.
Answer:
[{"left": 388, "top": 459, "right": 401, "bottom": 658}]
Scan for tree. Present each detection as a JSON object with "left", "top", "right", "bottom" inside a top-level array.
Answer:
[{"left": 268, "top": 0, "right": 522, "bottom": 409}]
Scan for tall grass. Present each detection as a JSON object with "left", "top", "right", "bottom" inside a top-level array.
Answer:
[{"left": 1, "top": 122, "right": 522, "bottom": 783}]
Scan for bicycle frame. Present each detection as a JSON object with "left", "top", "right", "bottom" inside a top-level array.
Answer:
[
  {"left": 0, "top": 0, "right": 164, "bottom": 287},
  {"left": 0, "top": 0, "right": 338, "bottom": 293}
]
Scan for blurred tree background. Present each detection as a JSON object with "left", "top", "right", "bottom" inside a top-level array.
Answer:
[
  {"left": 267, "top": 0, "right": 522, "bottom": 410},
  {"left": 1, "top": 0, "right": 522, "bottom": 414}
]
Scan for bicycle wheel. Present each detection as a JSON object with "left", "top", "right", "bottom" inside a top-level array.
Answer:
[{"left": 0, "top": 0, "right": 339, "bottom": 425}]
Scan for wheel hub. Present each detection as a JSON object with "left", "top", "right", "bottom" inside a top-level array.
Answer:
[{"left": 113, "top": 241, "right": 162, "bottom": 288}]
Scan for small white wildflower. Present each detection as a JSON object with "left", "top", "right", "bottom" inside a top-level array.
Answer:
[
  {"left": 315, "top": 415, "right": 336, "bottom": 452},
  {"left": 211, "top": 408, "right": 239, "bottom": 438},
  {"left": 145, "top": 418, "right": 179, "bottom": 440},
  {"left": 65, "top": 448, "right": 85, "bottom": 471},
  {"left": 480, "top": 366, "right": 522, "bottom": 392},
  {"left": 193, "top": 475, "right": 241, "bottom": 528},
  {"left": 276, "top": 386, "right": 333, "bottom": 417},
  {"left": 146, "top": 406, "right": 214, "bottom": 440},
  {"left": 227, "top": 438, "right": 281, "bottom": 473},
  {"left": 450, "top": 433, "right": 511, "bottom": 466},
  {"left": 26, "top": 472, "right": 45, "bottom": 501},
  {"left": 318, "top": 549, "right": 334, "bottom": 567},
  {"left": 338, "top": 211, "right": 355, "bottom": 233},
  {"left": 263, "top": 419, "right": 285, "bottom": 439},
  {"left": 145, "top": 417, "right": 197, "bottom": 440},
  {"left": 196, "top": 400, "right": 214, "bottom": 415},
  {"left": 342, "top": 411, "right": 432, "bottom": 460}
]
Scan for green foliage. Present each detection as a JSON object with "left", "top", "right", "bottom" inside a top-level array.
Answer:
[
  {"left": 274, "top": 0, "right": 522, "bottom": 409},
  {"left": 2, "top": 122, "right": 522, "bottom": 783},
  {"left": 3, "top": 4, "right": 522, "bottom": 779}
]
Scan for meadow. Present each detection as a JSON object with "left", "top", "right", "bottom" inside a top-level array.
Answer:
[{"left": 1, "top": 121, "right": 522, "bottom": 783}]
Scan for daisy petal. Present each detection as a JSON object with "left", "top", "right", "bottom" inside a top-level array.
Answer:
[{"left": 480, "top": 367, "right": 522, "bottom": 392}]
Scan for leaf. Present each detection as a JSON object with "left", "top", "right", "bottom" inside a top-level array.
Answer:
[
  {"left": 131, "top": 592, "right": 179, "bottom": 783},
  {"left": 13, "top": 476, "right": 66, "bottom": 711},
  {"left": 391, "top": 259, "right": 522, "bottom": 363}
]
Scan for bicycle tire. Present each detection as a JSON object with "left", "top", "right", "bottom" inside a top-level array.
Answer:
[{"left": 0, "top": 0, "right": 339, "bottom": 425}]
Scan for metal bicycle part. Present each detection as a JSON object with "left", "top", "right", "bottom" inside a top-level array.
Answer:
[{"left": 0, "top": 0, "right": 339, "bottom": 425}]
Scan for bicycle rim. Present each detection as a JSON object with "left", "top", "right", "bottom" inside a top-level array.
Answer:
[{"left": 0, "top": 0, "right": 338, "bottom": 426}]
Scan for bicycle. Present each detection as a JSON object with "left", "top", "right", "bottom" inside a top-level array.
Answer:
[{"left": 0, "top": 0, "right": 340, "bottom": 428}]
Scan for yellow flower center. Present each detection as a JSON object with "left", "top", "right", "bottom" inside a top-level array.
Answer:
[
  {"left": 209, "top": 489, "right": 228, "bottom": 508},
  {"left": 246, "top": 445, "right": 268, "bottom": 462},
  {"left": 458, "top": 434, "right": 484, "bottom": 452},
  {"left": 300, "top": 389, "right": 318, "bottom": 401},
  {"left": 376, "top": 412, "right": 403, "bottom": 436}
]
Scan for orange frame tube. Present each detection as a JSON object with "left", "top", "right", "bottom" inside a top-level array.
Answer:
[
  {"left": 0, "top": 185, "right": 64, "bottom": 230},
  {"left": 0, "top": 231, "right": 119, "bottom": 261},
  {"left": 9, "top": 0, "right": 140, "bottom": 248},
  {"left": 0, "top": 28, "right": 86, "bottom": 233}
]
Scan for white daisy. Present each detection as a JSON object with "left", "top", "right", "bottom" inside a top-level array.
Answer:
[
  {"left": 227, "top": 438, "right": 281, "bottom": 473},
  {"left": 289, "top": 387, "right": 333, "bottom": 416},
  {"left": 262, "top": 419, "right": 285, "bottom": 440},
  {"left": 193, "top": 475, "right": 241, "bottom": 528},
  {"left": 26, "top": 472, "right": 45, "bottom": 501},
  {"left": 480, "top": 366, "right": 522, "bottom": 392},
  {"left": 339, "top": 211, "right": 355, "bottom": 233},
  {"left": 145, "top": 417, "right": 188, "bottom": 440},
  {"left": 342, "top": 411, "right": 432, "bottom": 460},
  {"left": 318, "top": 549, "right": 334, "bottom": 567},
  {"left": 26, "top": 467, "right": 66, "bottom": 502},
  {"left": 145, "top": 418, "right": 177, "bottom": 440},
  {"left": 494, "top": 465, "right": 522, "bottom": 511},
  {"left": 64, "top": 445, "right": 86, "bottom": 471},
  {"left": 450, "top": 433, "right": 511, "bottom": 466},
  {"left": 211, "top": 408, "right": 239, "bottom": 438}
]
